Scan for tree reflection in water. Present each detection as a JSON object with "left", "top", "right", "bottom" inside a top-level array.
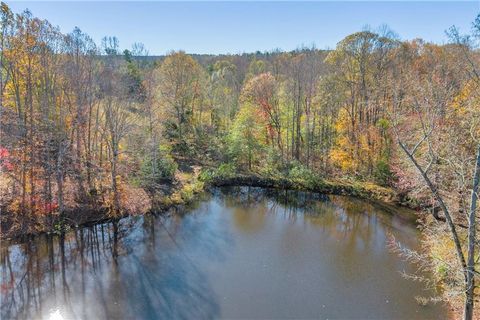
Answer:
[
  {"left": 1, "top": 215, "right": 221, "bottom": 319},
  {"left": 1, "top": 187, "right": 445, "bottom": 320}
]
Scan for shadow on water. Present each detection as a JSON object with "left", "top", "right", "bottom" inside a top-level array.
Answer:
[
  {"left": 1, "top": 215, "right": 221, "bottom": 319},
  {"left": 1, "top": 187, "right": 448, "bottom": 319}
]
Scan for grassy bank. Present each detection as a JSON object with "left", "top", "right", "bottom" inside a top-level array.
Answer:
[
  {"left": 1, "top": 163, "right": 412, "bottom": 240},
  {"left": 198, "top": 164, "right": 417, "bottom": 209}
]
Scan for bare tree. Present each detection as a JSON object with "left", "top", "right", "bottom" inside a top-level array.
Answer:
[
  {"left": 390, "top": 37, "right": 479, "bottom": 319},
  {"left": 99, "top": 36, "right": 132, "bottom": 214}
]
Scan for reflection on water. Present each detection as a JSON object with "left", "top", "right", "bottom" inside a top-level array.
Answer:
[{"left": 1, "top": 187, "right": 448, "bottom": 319}]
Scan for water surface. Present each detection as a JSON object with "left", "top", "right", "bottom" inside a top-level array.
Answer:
[{"left": 1, "top": 187, "right": 448, "bottom": 319}]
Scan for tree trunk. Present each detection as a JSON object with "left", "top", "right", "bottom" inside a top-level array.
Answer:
[
  {"left": 398, "top": 141, "right": 467, "bottom": 271},
  {"left": 56, "top": 148, "right": 65, "bottom": 219},
  {"left": 111, "top": 142, "right": 120, "bottom": 215},
  {"left": 463, "top": 144, "right": 480, "bottom": 320}
]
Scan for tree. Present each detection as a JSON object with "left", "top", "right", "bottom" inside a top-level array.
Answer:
[
  {"left": 64, "top": 27, "right": 98, "bottom": 199},
  {"left": 241, "top": 72, "right": 283, "bottom": 158},
  {"left": 206, "top": 59, "right": 239, "bottom": 134},
  {"left": 227, "top": 103, "right": 265, "bottom": 170},
  {"left": 326, "top": 30, "right": 398, "bottom": 177},
  {"left": 157, "top": 51, "right": 204, "bottom": 149},
  {"left": 99, "top": 36, "right": 132, "bottom": 214},
  {"left": 390, "top": 35, "right": 479, "bottom": 320}
]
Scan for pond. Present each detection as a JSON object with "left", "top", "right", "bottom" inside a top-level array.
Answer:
[{"left": 1, "top": 187, "right": 448, "bottom": 319}]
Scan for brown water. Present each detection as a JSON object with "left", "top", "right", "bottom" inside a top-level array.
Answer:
[{"left": 1, "top": 187, "right": 448, "bottom": 319}]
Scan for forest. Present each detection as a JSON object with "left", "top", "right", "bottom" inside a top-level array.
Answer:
[{"left": 0, "top": 2, "right": 479, "bottom": 319}]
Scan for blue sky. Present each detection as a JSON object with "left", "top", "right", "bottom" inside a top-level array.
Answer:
[{"left": 6, "top": 1, "right": 479, "bottom": 55}]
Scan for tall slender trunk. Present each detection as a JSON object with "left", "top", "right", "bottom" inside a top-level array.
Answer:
[
  {"left": 463, "top": 144, "right": 480, "bottom": 320},
  {"left": 27, "top": 56, "right": 35, "bottom": 216},
  {"left": 86, "top": 101, "right": 93, "bottom": 191},
  {"left": 398, "top": 141, "right": 467, "bottom": 274},
  {"left": 56, "top": 142, "right": 65, "bottom": 219},
  {"left": 110, "top": 140, "right": 120, "bottom": 215}
]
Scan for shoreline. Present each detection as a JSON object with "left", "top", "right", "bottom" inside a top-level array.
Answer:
[
  {"left": 1, "top": 172, "right": 419, "bottom": 242},
  {"left": 1, "top": 174, "right": 456, "bottom": 316}
]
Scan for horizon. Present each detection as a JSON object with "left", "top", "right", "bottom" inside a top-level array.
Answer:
[{"left": 5, "top": 1, "right": 479, "bottom": 55}]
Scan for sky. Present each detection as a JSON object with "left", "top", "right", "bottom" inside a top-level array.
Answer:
[{"left": 5, "top": 1, "right": 480, "bottom": 55}]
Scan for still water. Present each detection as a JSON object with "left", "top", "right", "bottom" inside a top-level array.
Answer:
[{"left": 1, "top": 187, "right": 448, "bottom": 319}]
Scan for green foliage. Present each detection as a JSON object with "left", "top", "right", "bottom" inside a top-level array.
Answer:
[
  {"left": 227, "top": 104, "right": 265, "bottom": 170},
  {"left": 436, "top": 263, "right": 449, "bottom": 280},
  {"left": 216, "top": 163, "right": 237, "bottom": 178},
  {"left": 246, "top": 59, "right": 268, "bottom": 78},
  {"left": 198, "top": 163, "right": 237, "bottom": 182},
  {"left": 53, "top": 220, "right": 71, "bottom": 235},
  {"left": 283, "top": 161, "right": 322, "bottom": 189},
  {"left": 168, "top": 173, "right": 205, "bottom": 205},
  {"left": 180, "top": 180, "right": 204, "bottom": 202},
  {"left": 123, "top": 49, "right": 146, "bottom": 101},
  {"left": 139, "top": 145, "right": 178, "bottom": 186},
  {"left": 157, "top": 51, "right": 205, "bottom": 147},
  {"left": 373, "top": 159, "right": 394, "bottom": 186},
  {"left": 257, "top": 149, "right": 283, "bottom": 178},
  {"left": 198, "top": 168, "right": 216, "bottom": 182},
  {"left": 376, "top": 118, "right": 390, "bottom": 131}
]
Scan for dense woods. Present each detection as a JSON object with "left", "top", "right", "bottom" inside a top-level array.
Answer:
[{"left": 0, "top": 3, "right": 479, "bottom": 318}]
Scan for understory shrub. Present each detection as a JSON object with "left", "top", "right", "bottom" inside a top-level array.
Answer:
[
  {"left": 287, "top": 161, "right": 321, "bottom": 189},
  {"left": 198, "top": 162, "right": 237, "bottom": 182},
  {"left": 373, "top": 159, "right": 394, "bottom": 186},
  {"left": 139, "top": 145, "right": 178, "bottom": 187}
]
